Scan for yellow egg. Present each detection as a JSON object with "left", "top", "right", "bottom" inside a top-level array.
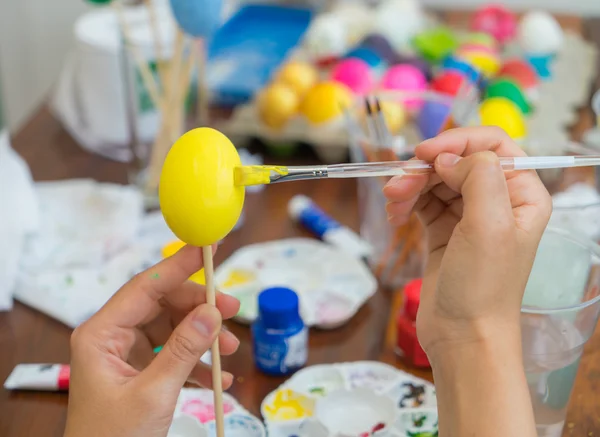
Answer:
[
  {"left": 299, "top": 81, "right": 353, "bottom": 125},
  {"left": 257, "top": 83, "right": 300, "bottom": 129},
  {"left": 479, "top": 97, "right": 527, "bottom": 139},
  {"left": 361, "top": 100, "right": 406, "bottom": 134},
  {"left": 161, "top": 240, "right": 205, "bottom": 284},
  {"left": 276, "top": 61, "right": 319, "bottom": 96},
  {"left": 159, "top": 128, "right": 245, "bottom": 247},
  {"left": 458, "top": 50, "right": 500, "bottom": 77}
]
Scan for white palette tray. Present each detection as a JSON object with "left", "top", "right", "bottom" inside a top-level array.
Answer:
[
  {"left": 261, "top": 361, "right": 438, "bottom": 437},
  {"left": 215, "top": 239, "right": 378, "bottom": 329}
]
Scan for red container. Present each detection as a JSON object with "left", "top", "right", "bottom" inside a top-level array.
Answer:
[{"left": 396, "top": 279, "right": 430, "bottom": 368}]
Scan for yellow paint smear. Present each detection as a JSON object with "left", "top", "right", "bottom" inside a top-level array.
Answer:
[
  {"left": 234, "top": 165, "right": 289, "bottom": 186},
  {"left": 263, "top": 389, "right": 314, "bottom": 421}
]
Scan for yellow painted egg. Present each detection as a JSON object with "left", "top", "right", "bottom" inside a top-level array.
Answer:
[
  {"left": 458, "top": 50, "right": 500, "bottom": 77},
  {"left": 159, "top": 128, "right": 245, "bottom": 247},
  {"left": 479, "top": 97, "right": 527, "bottom": 139},
  {"left": 299, "top": 81, "right": 353, "bottom": 125},
  {"left": 276, "top": 61, "right": 319, "bottom": 96},
  {"left": 257, "top": 82, "right": 300, "bottom": 130},
  {"left": 361, "top": 100, "right": 406, "bottom": 134},
  {"left": 162, "top": 240, "right": 205, "bottom": 284}
]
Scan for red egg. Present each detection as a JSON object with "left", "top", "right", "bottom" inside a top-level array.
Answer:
[
  {"left": 498, "top": 58, "right": 539, "bottom": 90},
  {"left": 431, "top": 70, "right": 469, "bottom": 97},
  {"left": 471, "top": 4, "right": 517, "bottom": 45}
]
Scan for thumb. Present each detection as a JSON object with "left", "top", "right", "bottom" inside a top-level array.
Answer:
[
  {"left": 434, "top": 151, "right": 513, "bottom": 228},
  {"left": 142, "top": 304, "right": 222, "bottom": 389}
]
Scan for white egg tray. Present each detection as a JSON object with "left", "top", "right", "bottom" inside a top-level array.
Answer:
[
  {"left": 169, "top": 388, "right": 266, "bottom": 437},
  {"left": 261, "top": 361, "right": 437, "bottom": 437},
  {"left": 215, "top": 239, "right": 378, "bottom": 329}
]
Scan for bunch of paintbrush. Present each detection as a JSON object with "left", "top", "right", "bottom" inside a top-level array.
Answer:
[
  {"left": 362, "top": 96, "right": 424, "bottom": 287},
  {"left": 361, "top": 79, "right": 481, "bottom": 286},
  {"left": 111, "top": 0, "right": 202, "bottom": 194}
]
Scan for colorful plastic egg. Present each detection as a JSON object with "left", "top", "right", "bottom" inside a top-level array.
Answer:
[
  {"left": 360, "top": 34, "right": 402, "bottom": 65},
  {"left": 256, "top": 82, "right": 299, "bottom": 129},
  {"left": 498, "top": 59, "right": 539, "bottom": 90},
  {"left": 304, "top": 13, "right": 348, "bottom": 60},
  {"left": 374, "top": 0, "right": 425, "bottom": 51},
  {"left": 518, "top": 10, "right": 564, "bottom": 55},
  {"left": 169, "top": 0, "right": 223, "bottom": 38},
  {"left": 431, "top": 71, "right": 469, "bottom": 97},
  {"left": 331, "top": 58, "right": 374, "bottom": 95},
  {"left": 417, "top": 100, "right": 453, "bottom": 140},
  {"left": 380, "top": 64, "right": 427, "bottom": 109},
  {"left": 485, "top": 79, "right": 531, "bottom": 115},
  {"left": 526, "top": 54, "right": 553, "bottom": 80},
  {"left": 412, "top": 27, "right": 459, "bottom": 63},
  {"left": 275, "top": 61, "right": 319, "bottom": 97},
  {"left": 479, "top": 97, "right": 527, "bottom": 139},
  {"left": 345, "top": 47, "right": 387, "bottom": 71},
  {"left": 299, "top": 81, "right": 353, "bottom": 125},
  {"left": 442, "top": 56, "right": 480, "bottom": 83},
  {"left": 159, "top": 128, "right": 245, "bottom": 247},
  {"left": 458, "top": 43, "right": 496, "bottom": 55},
  {"left": 458, "top": 50, "right": 500, "bottom": 77},
  {"left": 463, "top": 32, "right": 498, "bottom": 49},
  {"left": 471, "top": 4, "right": 517, "bottom": 45}
]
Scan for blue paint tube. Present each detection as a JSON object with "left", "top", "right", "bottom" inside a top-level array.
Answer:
[{"left": 288, "top": 195, "right": 372, "bottom": 259}]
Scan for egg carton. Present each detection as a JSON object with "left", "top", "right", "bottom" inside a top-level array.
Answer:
[
  {"left": 168, "top": 388, "right": 267, "bottom": 437},
  {"left": 261, "top": 361, "right": 438, "bottom": 437}
]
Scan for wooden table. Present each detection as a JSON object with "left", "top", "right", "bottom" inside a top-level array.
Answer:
[{"left": 2, "top": 12, "right": 600, "bottom": 437}]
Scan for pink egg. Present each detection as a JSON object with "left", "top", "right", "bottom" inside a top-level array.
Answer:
[
  {"left": 380, "top": 64, "right": 427, "bottom": 109},
  {"left": 458, "top": 43, "right": 497, "bottom": 55},
  {"left": 471, "top": 5, "right": 517, "bottom": 45},
  {"left": 330, "top": 58, "right": 374, "bottom": 95}
]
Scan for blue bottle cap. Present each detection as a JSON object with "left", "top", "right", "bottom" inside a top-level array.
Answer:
[{"left": 258, "top": 287, "right": 302, "bottom": 329}]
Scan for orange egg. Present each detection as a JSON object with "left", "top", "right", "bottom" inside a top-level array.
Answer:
[
  {"left": 276, "top": 61, "right": 319, "bottom": 96},
  {"left": 257, "top": 82, "right": 300, "bottom": 129}
]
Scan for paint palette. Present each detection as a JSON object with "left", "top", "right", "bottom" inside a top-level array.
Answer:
[
  {"left": 215, "top": 239, "right": 377, "bottom": 329},
  {"left": 172, "top": 388, "right": 266, "bottom": 437},
  {"left": 261, "top": 361, "right": 438, "bottom": 437}
]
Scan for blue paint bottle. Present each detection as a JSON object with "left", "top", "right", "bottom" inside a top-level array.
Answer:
[{"left": 251, "top": 287, "right": 308, "bottom": 376}]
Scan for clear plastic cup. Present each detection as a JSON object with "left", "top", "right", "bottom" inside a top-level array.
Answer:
[{"left": 521, "top": 226, "right": 600, "bottom": 437}]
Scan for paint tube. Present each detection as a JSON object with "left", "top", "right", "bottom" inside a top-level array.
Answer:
[
  {"left": 4, "top": 364, "right": 70, "bottom": 391},
  {"left": 288, "top": 195, "right": 372, "bottom": 259}
]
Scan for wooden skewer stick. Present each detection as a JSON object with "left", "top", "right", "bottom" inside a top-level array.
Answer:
[
  {"left": 113, "top": 0, "right": 163, "bottom": 111},
  {"left": 196, "top": 39, "right": 209, "bottom": 126},
  {"left": 202, "top": 246, "right": 225, "bottom": 437},
  {"left": 143, "top": 0, "right": 166, "bottom": 87}
]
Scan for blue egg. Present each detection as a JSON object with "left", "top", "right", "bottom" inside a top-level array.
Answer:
[
  {"left": 417, "top": 100, "right": 452, "bottom": 140},
  {"left": 441, "top": 56, "right": 480, "bottom": 84},
  {"left": 526, "top": 54, "right": 553, "bottom": 80},
  {"left": 170, "top": 0, "right": 223, "bottom": 38},
  {"left": 345, "top": 46, "right": 386, "bottom": 69}
]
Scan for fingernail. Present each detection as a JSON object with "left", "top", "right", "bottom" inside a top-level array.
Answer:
[
  {"left": 193, "top": 306, "right": 220, "bottom": 337},
  {"left": 437, "top": 153, "right": 461, "bottom": 167}
]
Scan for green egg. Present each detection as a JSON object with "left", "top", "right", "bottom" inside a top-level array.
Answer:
[
  {"left": 485, "top": 78, "right": 532, "bottom": 115},
  {"left": 412, "top": 27, "right": 459, "bottom": 63}
]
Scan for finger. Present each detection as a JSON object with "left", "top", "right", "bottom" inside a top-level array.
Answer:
[
  {"left": 387, "top": 199, "right": 419, "bottom": 226},
  {"left": 141, "top": 304, "right": 222, "bottom": 389},
  {"left": 188, "top": 362, "right": 234, "bottom": 390},
  {"left": 97, "top": 245, "right": 216, "bottom": 328},
  {"left": 434, "top": 151, "right": 514, "bottom": 233},
  {"left": 416, "top": 126, "right": 526, "bottom": 162},
  {"left": 383, "top": 174, "right": 429, "bottom": 203},
  {"left": 138, "top": 281, "right": 240, "bottom": 327}
]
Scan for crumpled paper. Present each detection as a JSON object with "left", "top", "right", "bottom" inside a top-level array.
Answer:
[
  {"left": 0, "top": 131, "right": 40, "bottom": 310},
  {"left": 13, "top": 180, "right": 178, "bottom": 327}
]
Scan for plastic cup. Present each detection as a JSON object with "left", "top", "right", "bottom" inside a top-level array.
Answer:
[{"left": 521, "top": 227, "right": 600, "bottom": 437}]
